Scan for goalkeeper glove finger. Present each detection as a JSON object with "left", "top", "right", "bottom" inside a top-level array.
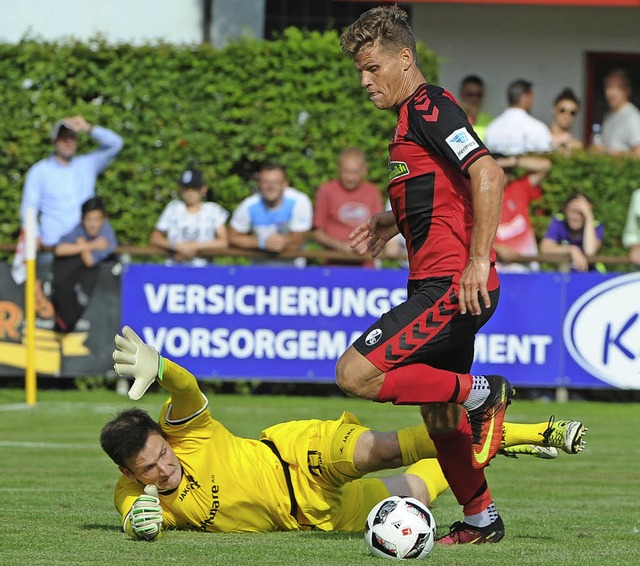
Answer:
[
  {"left": 112, "top": 326, "right": 164, "bottom": 400},
  {"left": 126, "top": 485, "right": 163, "bottom": 540}
]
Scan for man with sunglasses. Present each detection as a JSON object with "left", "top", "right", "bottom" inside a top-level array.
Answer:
[
  {"left": 459, "top": 75, "right": 493, "bottom": 142},
  {"left": 485, "top": 79, "right": 552, "bottom": 156}
]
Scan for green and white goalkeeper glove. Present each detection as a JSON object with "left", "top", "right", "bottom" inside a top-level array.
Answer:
[
  {"left": 125, "top": 485, "right": 163, "bottom": 540},
  {"left": 113, "top": 326, "right": 165, "bottom": 400}
]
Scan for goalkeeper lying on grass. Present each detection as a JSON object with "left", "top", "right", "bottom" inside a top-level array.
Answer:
[{"left": 100, "top": 327, "right": 587, "bottom": 540}]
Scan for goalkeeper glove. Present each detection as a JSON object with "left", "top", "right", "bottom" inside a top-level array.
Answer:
[
  {"left": 113, "top": 326, "right": 165, "bottom": 400},
  {"left": 125, "top": 484, "right": 163, "bottom": 540}
]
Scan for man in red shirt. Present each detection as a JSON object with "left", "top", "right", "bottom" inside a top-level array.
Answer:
[
  {"left": 493, "top": 155, "right": 551, "bottom": 272},
  {"left": 313, "top": 148, "right": 383, "bottom": 265},
  {"left": 338, "top": 6, "right": 511, "bottom": 545}
]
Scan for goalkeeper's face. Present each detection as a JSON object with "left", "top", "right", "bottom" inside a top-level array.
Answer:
[{"left": 120, "top": 431, "right": 182, "bottom": 492}]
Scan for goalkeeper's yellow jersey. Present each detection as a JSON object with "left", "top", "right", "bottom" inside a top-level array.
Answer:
[{"left": 114, "top": 399, "right": 300, "bottom": 533}]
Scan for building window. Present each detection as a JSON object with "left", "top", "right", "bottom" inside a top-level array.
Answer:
[{"left": 264, "top": 1, "right": 413, "bottom": 38}]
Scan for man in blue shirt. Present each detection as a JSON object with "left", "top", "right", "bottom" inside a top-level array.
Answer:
[{"left": 20, "top": 115, "right": 123, "bottom": 261}]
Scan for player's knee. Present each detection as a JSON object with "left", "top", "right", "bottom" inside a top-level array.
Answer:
[{"left": 336, "top": 349, "right": 382, "bottom": 401}]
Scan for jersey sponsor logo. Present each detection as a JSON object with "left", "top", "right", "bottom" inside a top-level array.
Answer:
[
  {"left": 445, "top": 127, "right": 479, "bottom": 160},
  {"left": 179, "top": 474, "right": 202, "bottom": 502},
  {"left": 198, "top": 475, "right": 221, "bottom": 530},
  {"left": 365, "top": 328, "right": 383, "bottom": 346},
  {"left": 388, "top": 161, "right": 410, "bottom": 182}
]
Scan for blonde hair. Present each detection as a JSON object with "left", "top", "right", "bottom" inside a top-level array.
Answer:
[{"left": 340, "top": 6, "right": 418, "bottom": 63}]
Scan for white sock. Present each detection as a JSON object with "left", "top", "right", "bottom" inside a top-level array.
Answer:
[
  {"left": 462, "top": 375, "right": 490, "bottom": 411},
  {"left": 465, "top": 503, "right": 499, "bottom": 528}
]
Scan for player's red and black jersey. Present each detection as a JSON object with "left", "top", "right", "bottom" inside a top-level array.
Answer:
[{"left": 388, "top": 82, "right": 494, "bottom": 280}]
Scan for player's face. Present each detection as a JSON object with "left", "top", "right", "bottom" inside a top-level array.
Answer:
[
  {"left": 258, "top": 168, "right": 287, "bottom": 208},
  {"left": 354, "top": 42, "right": 408, "bottom": 110},
  {"left": 121, "top": 431, "right": 182, "bottom": 492}
]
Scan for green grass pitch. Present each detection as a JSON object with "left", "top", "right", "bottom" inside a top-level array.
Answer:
[{"left": 0, "top": 388, "right": 639, "bottom": 566}]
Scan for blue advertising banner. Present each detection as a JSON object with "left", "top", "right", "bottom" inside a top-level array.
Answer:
[
  {"left": 122, "top": 264, "right": 407, "bottom": 381},
  {"left": 121, "top": 264, "right": 640, "bottom": 389}
]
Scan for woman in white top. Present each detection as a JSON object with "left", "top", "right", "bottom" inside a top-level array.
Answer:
[{"left": 150, "top": 168, "right": 229, "bottom": 266}]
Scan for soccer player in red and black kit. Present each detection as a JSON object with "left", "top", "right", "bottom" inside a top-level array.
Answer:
[{"left": 337, "top": 6, "right": 512, "bottom": 544}]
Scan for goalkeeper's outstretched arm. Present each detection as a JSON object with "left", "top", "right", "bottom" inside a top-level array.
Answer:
[{"left": 113, "top": 326, "right": 205, "bottom": 420}]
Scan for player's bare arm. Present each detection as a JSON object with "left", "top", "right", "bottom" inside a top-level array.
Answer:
[{"left": 459, "top": 155, "right": 504, "bottom": 316}]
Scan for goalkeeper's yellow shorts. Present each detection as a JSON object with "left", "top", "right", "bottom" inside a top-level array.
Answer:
[{"left": 260, "top": 411, "right": 391, "bottom": 532}]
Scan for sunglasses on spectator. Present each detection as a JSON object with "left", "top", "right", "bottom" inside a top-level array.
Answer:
[
  {"left": 463, "top": 90, "right": 483, "bottom": 99},
  {"left": 557, "top": 107, "right": 578, "bottom": 116}
]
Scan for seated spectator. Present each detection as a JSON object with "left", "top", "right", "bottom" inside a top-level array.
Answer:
[
  {"left": 493, "top": 155, "right": 552, "bottom": 272},
  {"left": 312, "top": 148, "right": 383, "bottom": 266},
  {"left": 229, "top": 163, "right": 313, "bottom": 266},
  {"left": 150, "top": 168, "right": 229, "bottom": 266},
  {"left": 622, "top": 187, "right": 640, "bottom": 267},
  {"left": 539, "top": 191, "right": 604, "bottom": 272},
  {"left": 593, "top": 68, "right": 640, "bottom": 157},
  {"left": 549, "top": 88, "right": 583, "bottom": 154},
  {"left": 52, "top": 196, "right": 118, "bottom": 332},
  {"left": 458, "top": 74, "right": 493, "bottom": 141},
  {"left": 20, "top": 115, "right": 123, "bottom": 264},
  {"left": 485, "top": 79, "right": 553, "bottom": 156}
]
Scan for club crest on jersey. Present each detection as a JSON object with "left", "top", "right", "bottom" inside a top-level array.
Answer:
[
  {"left": 365, "top": 328, "right": 383, "bottom": 346},
  {"left": 445, "top": 127, "right": 479, "bottom": 160},
  {"left": 388, "top": 161, "right": 410, "bottom": 182}
]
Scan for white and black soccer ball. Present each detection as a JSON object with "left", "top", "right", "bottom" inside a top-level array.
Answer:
[{"left": 364, "top": 496, "right": 436, "bottom": 560}]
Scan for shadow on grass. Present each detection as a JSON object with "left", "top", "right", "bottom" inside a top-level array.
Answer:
[{"left": 82, "top": 523, "right": 122, "bottom": 533}]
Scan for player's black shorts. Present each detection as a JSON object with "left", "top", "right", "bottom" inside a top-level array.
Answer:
[{"left": 352, "top": 273, "right": 499, "bottom": 374}]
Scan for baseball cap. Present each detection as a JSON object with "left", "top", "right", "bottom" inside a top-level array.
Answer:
[
  {"left": 50, "top": 119, "right": 76, "bottom": 141},
  {"left": 179, "top": 168, "right": 204, "bottom": 188}
]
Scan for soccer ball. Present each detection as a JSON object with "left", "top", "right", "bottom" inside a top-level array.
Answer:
[{"left": 364, "top": 496, "right": 436, "bottom": 560}]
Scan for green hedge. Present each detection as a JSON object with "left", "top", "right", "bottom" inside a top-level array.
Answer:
[
  {"left": 0, "top": 31, "right": 438, "bottom": 247},
  {"left": 0, "top": 33, "right": 637, "bottom": 265}
]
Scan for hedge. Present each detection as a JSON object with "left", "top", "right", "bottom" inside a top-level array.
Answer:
[
  {"left": 0, "top": 32, "right": 637, "bottom": 264},
  {"left": 0, "top": 30, "right": 437, "bottom": 248}
]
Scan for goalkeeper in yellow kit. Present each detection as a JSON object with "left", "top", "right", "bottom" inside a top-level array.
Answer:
[{"left": 100, "top": 327, "right": 586, "bottom": 540}]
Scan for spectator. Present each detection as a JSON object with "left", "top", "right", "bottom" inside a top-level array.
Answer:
[
  {"left": 20, "top": 115, "right": 123, "bottom": 262},
  {"left": 149, "top": 168, "right": 229, "bottom": 266},
  {"left": 485, "top": 79, "right": 553, "bottom": 155},
  {"left": 539, "top": 191, "right": 604, "bottom": 272},
  {"left": 594, "top": 68, "right": 640, "bottom": 157},
  {"left": 52, "top": 196, "right": 118, "bottom": 332},
  {"left": 622, "top": 188, "right": 640, "bottom": 267},
  {"left": 312, "top": 148, "right": 383, "bottom": 266},
  {"left": 229, "top": 163, "right": 313, "bottom": 265},
  {"left": 458, "top": 75, "right": 493, "bottom": 141},
  {"left": 493, "top": 155, "right": 552, "bottom": 272},
  {"left": 549, "top": 88, "right": 583, "bottom": 154}
]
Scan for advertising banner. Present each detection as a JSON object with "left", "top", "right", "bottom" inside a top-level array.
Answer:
[
  {"left": 122, "top": 264, "right": 640, "bottom": 389},
  {"left": 0, "top": 262, "right": 121, "bottom": 377}
]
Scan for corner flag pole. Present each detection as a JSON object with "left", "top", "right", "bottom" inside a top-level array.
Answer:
[{"left": 25, "top": 208, "right": 37, "bottom": 406}]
